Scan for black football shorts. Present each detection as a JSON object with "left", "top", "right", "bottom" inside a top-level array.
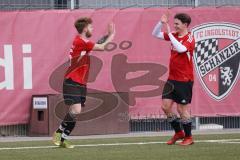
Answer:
[
  {"left": 63, "top": 78, "right": 87, "bottom": 106},
  {"left": 162, "top": 79, "right": 193, "bottom": 105}
]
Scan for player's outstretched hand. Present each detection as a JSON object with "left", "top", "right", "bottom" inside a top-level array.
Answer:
[{"left": 161, "top": 12, "right": 170, "bottom": 24}]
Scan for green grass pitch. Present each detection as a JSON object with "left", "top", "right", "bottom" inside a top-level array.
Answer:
[{"left": 1, "top": 133, "right": 240, "bottom": 160}]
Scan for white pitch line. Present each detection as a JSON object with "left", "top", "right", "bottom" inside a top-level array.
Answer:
[
  {"left": 195, "top": 139, "right": 240, "bottom": 143},
  {"left": 74, "top": 141, "right": 166, "bottom": 147},
  {"left": 0, "top": 146, "right": 58, "bottom": 150},
  {"left": 218, "top": 142, "right": 240, "bottom": 144},
  {"left": 0, "top": 139, "right": 240, "bottom": 151}
]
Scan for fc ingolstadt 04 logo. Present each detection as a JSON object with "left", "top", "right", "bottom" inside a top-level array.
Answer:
[{"left": 192, "top": 22, "right": 240, "bottom": 101}]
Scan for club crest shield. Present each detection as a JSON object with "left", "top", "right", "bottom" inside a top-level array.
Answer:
[{"left": 192, "top": 23, "right": 240, "bottom": 100}]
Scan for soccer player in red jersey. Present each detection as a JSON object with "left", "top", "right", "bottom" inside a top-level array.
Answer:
[
  {"left": 53, "top": 17, "right": 115, "bottom": 148},
  {"left": 152, "top": 13, "right": 195, "bottom": 146}
]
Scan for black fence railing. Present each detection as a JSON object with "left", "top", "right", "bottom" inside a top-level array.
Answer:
[
  {"left": 1, "top": 116, "right": 239, "bottom": 136},
  {"left": 130, "top": 116, "right": 240, "bottom": 132}
]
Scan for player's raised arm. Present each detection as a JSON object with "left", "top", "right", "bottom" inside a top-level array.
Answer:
[
  {"left": 93, "top": 23, "right": 115, "bottom": 51},
  {"left": 152, "top": 14, "right": 169, "bottom": 40}
]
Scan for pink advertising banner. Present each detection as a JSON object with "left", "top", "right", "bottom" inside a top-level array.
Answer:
[{"left": 0, "top": 7, "right": 239, "bottom": 125}]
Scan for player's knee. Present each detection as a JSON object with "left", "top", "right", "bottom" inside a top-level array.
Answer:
[
  {"left": 177, "top": 108, "right": 183, "bottom": 115},
  {"left": 71, "top": 105, "right": 82, "bottom": 114},
  {"left": 74, "top": 108, "right": 81, "bottom": 114},
  {"left": 161, "top": 105, "right": 169, "bottom": 114},
  {"left": 161, "top": 105, "right": 166, "bottom": 111},
  {"left": 180, "top": 113, "right": 190, "bottom": 120},
  {"left": 162, "top": 103, "right": 171, "bottom": 111}
]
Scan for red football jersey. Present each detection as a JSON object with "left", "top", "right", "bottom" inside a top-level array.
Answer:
[
  {"left": 164, "top": 32, "right": 195, "bottom": 82},
  {"left": 65, "top": 36, "right": 95, "bottom": 85}
]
